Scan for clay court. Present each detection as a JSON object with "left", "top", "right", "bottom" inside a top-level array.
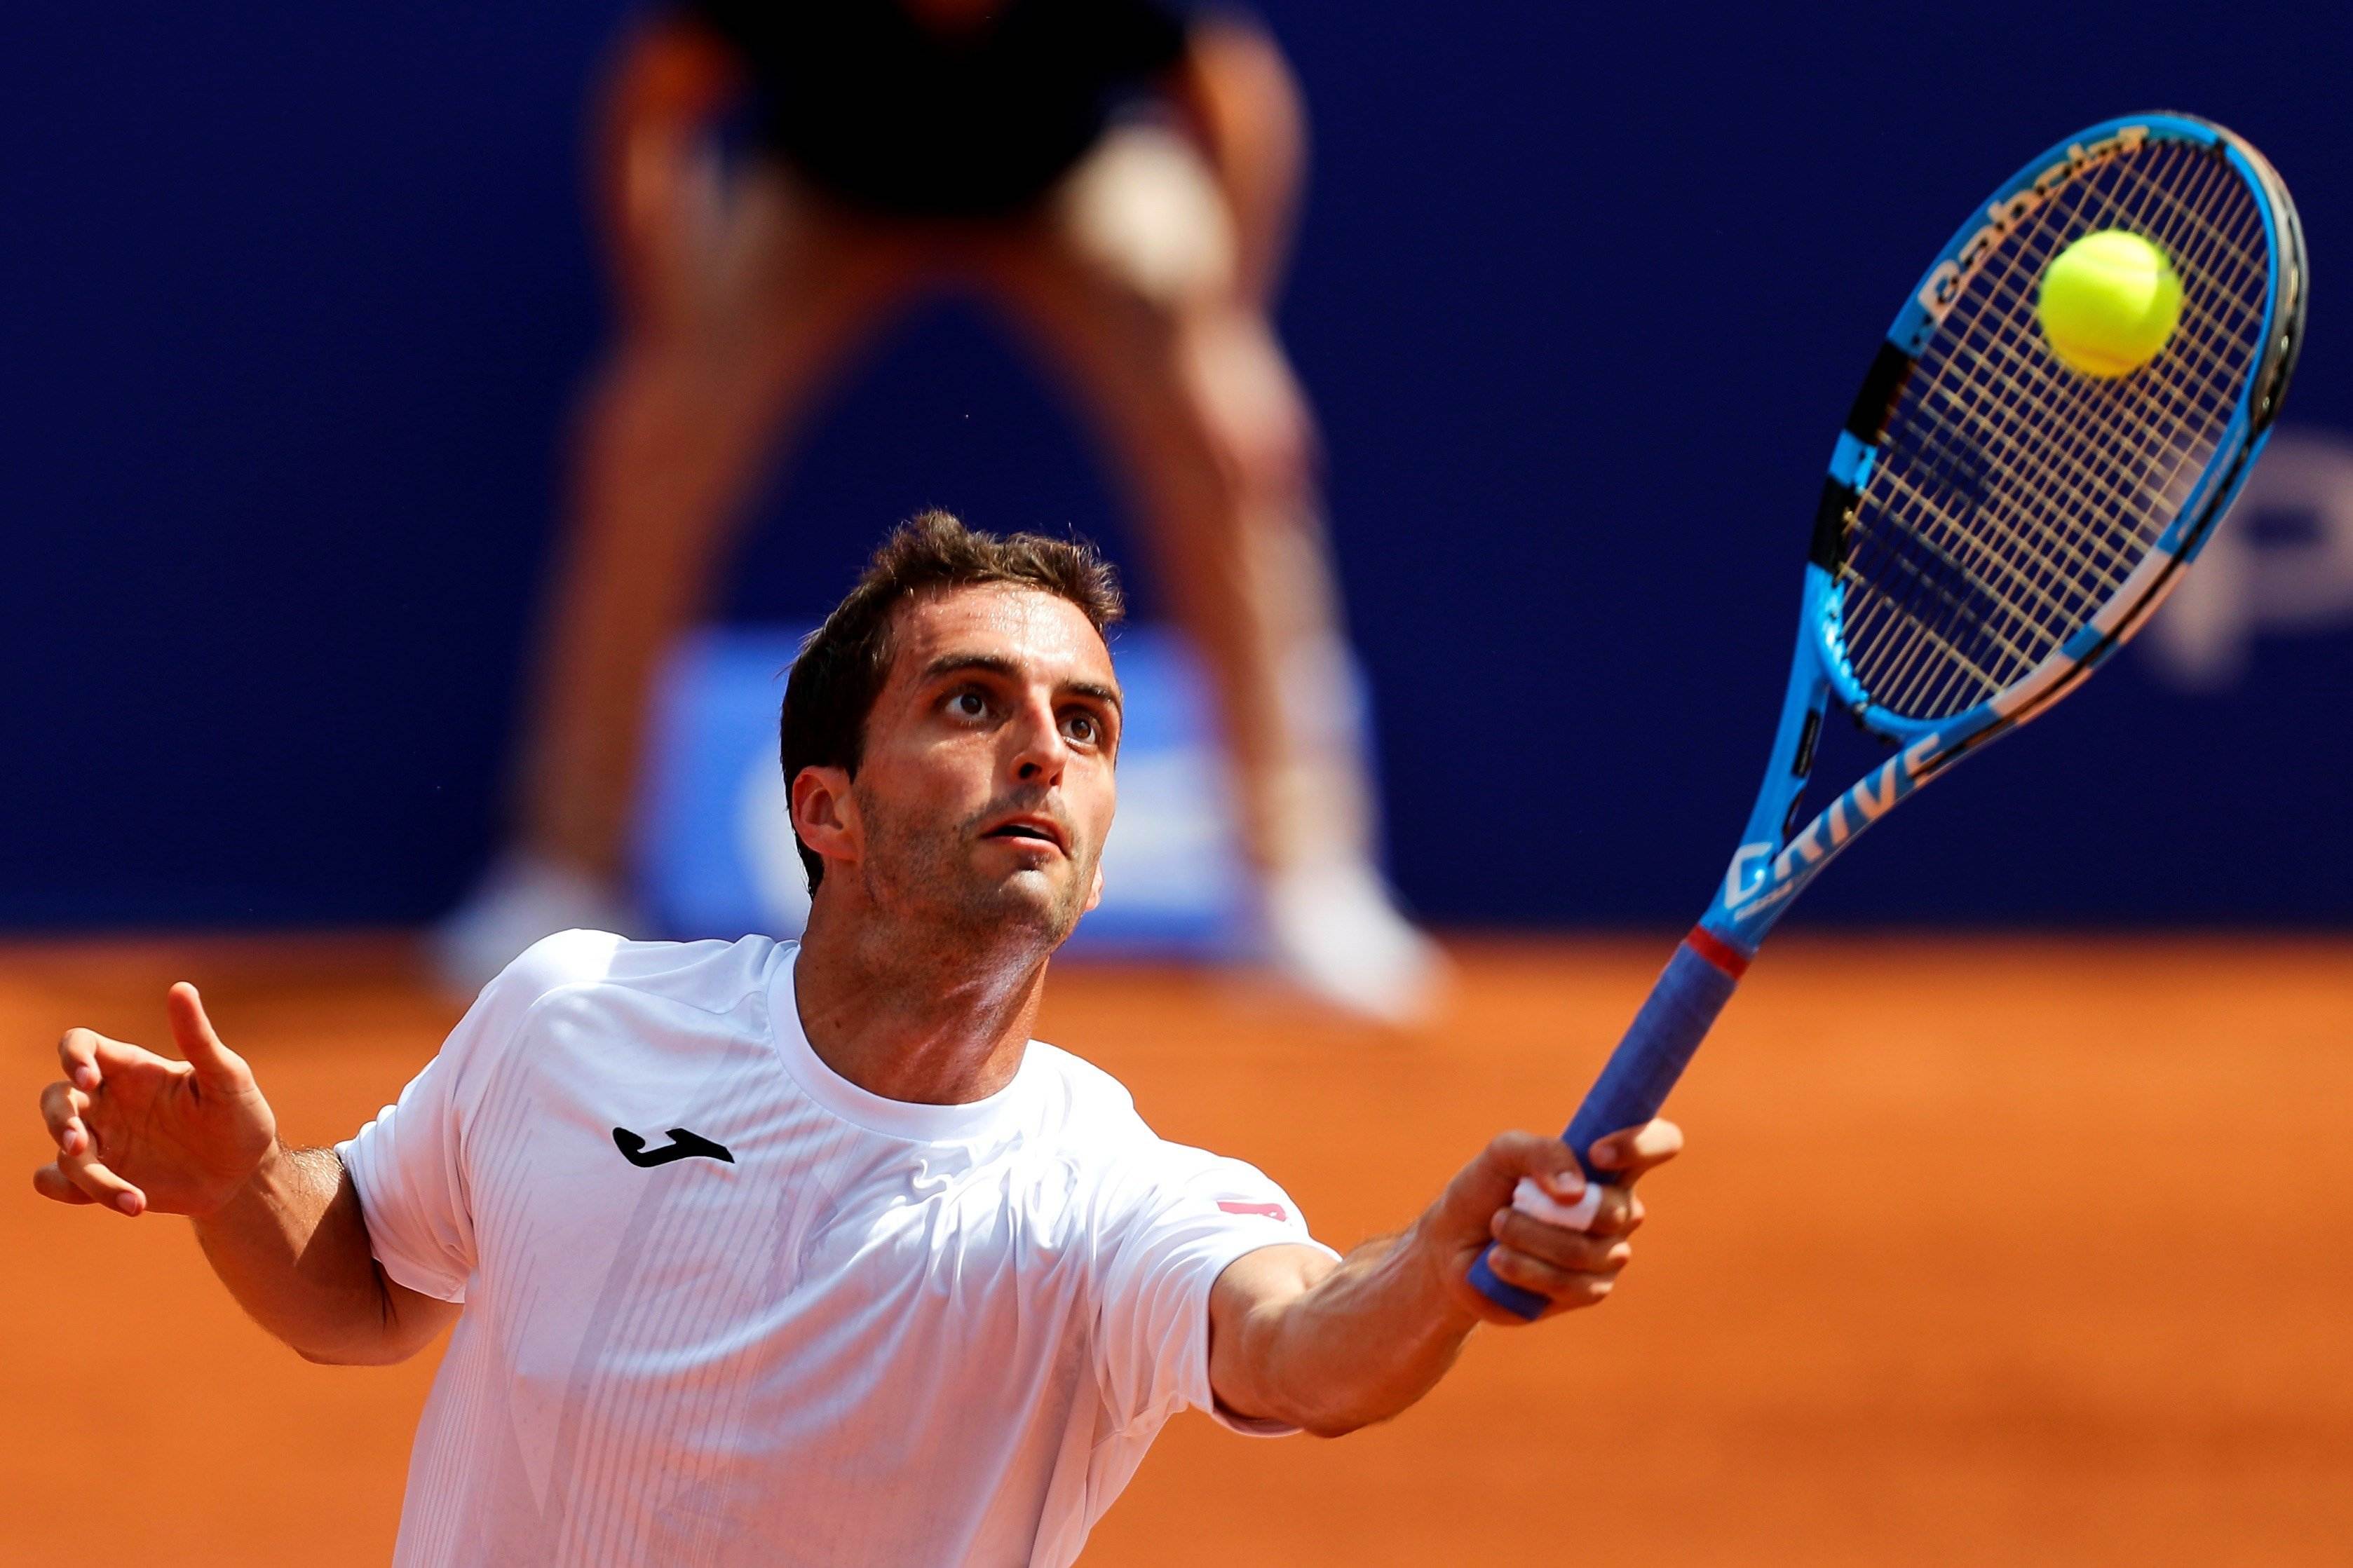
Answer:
[{"left": 8, "top": 934, "right": 2349, "bottom": 1565}]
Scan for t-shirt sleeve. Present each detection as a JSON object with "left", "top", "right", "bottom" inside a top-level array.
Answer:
[
  {"left": 334, "top": 931, "right": 611, "bottom": 1302},
  {"left": 1094, "top": 1145, "right": 1338, "bottom": 1437}
]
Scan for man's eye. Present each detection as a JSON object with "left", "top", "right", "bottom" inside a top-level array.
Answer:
[
  {"left": 948, "top": 692, "right": 989, "bottom": 720},
  {"left": 1062, "top": 711, "right": 1099, "bottom": 744}
]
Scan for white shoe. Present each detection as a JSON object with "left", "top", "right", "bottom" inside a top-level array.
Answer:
[
  {"left": 1260, "top": 860, "right": 1449, "bottom": 1026},
  {"left": 430, "top": 852, "right": 640, "bottom": 997}
]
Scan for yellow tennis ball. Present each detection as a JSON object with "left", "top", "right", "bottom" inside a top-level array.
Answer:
[{"left": 2036, "top": 230, "right": 2183, "bottom": 379}]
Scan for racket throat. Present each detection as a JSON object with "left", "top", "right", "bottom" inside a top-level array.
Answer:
[{"left": 1720, "top": 731, "right": 1944, "bottom": 939}]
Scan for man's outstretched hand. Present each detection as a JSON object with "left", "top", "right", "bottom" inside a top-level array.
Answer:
[
  {"left": 1422, "top": 1122, "right": 1684, "bottom": 1325},
  {"left": 34, "top": 983, "right": 277, "bottom": 1218}
]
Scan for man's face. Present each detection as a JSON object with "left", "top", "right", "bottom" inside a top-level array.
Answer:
[{"left": 824, "top": 584, "right": 1122, "bottom": 948}]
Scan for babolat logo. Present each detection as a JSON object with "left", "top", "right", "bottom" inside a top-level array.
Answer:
[
  {"left": 1724, "top": 736, "right": 1941, "bottom": 913},
  {"left": 1916, "top": 125, "right": 2150, "bottom": 322}
]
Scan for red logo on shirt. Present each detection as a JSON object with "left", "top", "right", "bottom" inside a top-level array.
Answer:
[{"left": 1216, "top": 1200, "right": 1288, "bottom": 1222}]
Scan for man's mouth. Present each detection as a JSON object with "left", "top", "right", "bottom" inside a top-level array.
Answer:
[{"left": 981, "top": 814, "right": 1068, "bottom": 853}]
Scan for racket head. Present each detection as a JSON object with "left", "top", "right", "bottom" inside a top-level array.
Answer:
[{"left": 1808, "top": 112, "right": 2307, "bottom": 746}]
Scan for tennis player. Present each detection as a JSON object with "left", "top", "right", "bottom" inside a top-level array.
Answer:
[
  {"left": 36, "top": 515, "right": 1680, "bottom": 1567},
  {"left": 441, "top": 0, "right": 1441, "bottom": 1021}
]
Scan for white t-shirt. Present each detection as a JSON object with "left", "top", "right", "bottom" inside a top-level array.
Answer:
[{"left": 339, "top": 930, "right": 1332, "bottom": 1568}]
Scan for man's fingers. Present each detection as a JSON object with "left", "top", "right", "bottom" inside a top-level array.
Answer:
[
  {"left": 32, "top": 1164, "right": 97, "bottom": 1206},
  {"left": 1585, "top": 1186, "right": 1646, "bottom": 1239},
  {"left": 1491, "top": 1207, "right": 1631, "bottom": 1274},
  {"left": 1586, "top": 1118, "right": 1684, "bottom": 1180},
  {"left": 38, "top": 1082, "right": 93, "bottom": 1155},
  {"left": 167, "top": 983, "right": 250, "bottom": 1091},
  {"left": 58, "top": 1029, "right": 167, "bottom": 1089},
  {"left": 1483, "top": 1243, "right": 1616, "bottom": 1310},
  {"left": 1487, "top": 1131, "right": 1585, "bottom": 1199},
  {"left": 57, "top": 1147, "right": 146, "bottom": 1216},
  {"left": 1440, "top": 1131, "right": 1584, "bottom": 1235},
  {"left": 57, "top": 1028, "right": 104, "bottom": 1093}
]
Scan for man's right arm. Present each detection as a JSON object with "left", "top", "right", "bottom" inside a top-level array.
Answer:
[
  {"left": 34, "top": 982, "right": 455, "bottom": 1367},
  {"left": 192, "top": 1142, "right": 458, "bottom": 1366}
]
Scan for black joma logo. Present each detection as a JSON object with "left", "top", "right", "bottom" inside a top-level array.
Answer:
[{"left": 612, "top": 1126, "right": 735, "bottom": 1168}]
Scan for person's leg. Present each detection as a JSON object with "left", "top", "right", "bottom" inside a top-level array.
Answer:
[
  {"left": 440, "top": 169, "right": 919, "bottom": 986},
  {"left": 983, "top": 125, "right": 1443, "bottom": 1021}
]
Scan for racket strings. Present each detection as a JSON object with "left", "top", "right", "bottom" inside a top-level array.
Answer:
[
  {"left": 1847, "top": 147, "right": 2264, "bottom": 715},
  {"left": 1885, "top": 165, "right": 2263, "bottom": 709},
  {"left": 1836, "top": 139, "right": 2270, "bottom": 720},
  {"left": 1851, "top": 149, "right": 2263, "bottom": 714},
  {"left": 1926, "top": 154, "right": 2262, "bottom": 568},
  {"left": 1926, "top": 148, "right": 2264, "bottom": 566}
]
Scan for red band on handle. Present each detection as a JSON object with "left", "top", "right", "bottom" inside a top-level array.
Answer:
[{"left": 1684, "top": 925, "right": 1751, "bottom": 979}]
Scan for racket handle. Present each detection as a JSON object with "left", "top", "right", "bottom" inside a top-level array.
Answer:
[{"left": 1467, "top": 932, "right": 1744, "bottom": 1320}]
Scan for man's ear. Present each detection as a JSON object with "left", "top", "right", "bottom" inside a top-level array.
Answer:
[{"left": 790, "top": 765, "right": 860, "bottom": 871}]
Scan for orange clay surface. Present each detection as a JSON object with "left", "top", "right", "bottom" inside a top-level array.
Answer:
[{"left": 4, "top": 934, "right": 2352, "bottom": 1566}]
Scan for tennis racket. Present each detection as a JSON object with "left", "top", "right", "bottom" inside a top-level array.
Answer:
[{"left": 1470, "top": 111, "right": 2307, "bottom": 1319}]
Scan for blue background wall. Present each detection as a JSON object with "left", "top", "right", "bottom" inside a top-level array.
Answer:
[{"left": 7, "top": 1, "right": 2351, "bottom": 930}]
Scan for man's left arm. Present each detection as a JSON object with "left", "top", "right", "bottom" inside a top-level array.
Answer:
[{"left": 1206, "top": 1122, "right": 1683, "bottom": 1437}]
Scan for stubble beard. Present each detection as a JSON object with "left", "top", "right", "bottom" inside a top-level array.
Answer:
[{"left": 853, "top": 784, "right": 1092, "bottom": 967}]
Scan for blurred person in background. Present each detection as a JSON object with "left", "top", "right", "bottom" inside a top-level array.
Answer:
[{"left": 436, "top": 0, "right": 1443, "bottom": 1022}]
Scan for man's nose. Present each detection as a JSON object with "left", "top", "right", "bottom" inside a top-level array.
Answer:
[{"left": 1009, "top": 694, "right": 1069, "bottom": 784}]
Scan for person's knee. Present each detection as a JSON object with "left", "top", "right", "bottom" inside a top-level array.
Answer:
[{"left": 1181, "top": 318, "right": 1320, "bottom": 510}]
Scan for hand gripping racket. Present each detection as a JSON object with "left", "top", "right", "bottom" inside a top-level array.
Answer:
[{"left": 1470, "top": 112, "right": 2307, "bottom": 1318}]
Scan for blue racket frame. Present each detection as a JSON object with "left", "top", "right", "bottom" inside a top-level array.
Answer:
[{"left": 1470, "top": 111, "right": 2307, "bottom": 1318}]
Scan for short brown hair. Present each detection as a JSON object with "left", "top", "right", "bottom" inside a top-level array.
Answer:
[{"left": 780, "top": 510, "right": 1125, "bottom": 889}]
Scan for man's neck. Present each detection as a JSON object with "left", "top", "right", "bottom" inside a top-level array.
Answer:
[{"left": 791, "top": 904, "right": 1050, "bottom": 1106}]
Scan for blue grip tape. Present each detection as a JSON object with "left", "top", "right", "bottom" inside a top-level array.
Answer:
[{"left": 1468, "top": 936, "right": 1742, "bottom": 1320}]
